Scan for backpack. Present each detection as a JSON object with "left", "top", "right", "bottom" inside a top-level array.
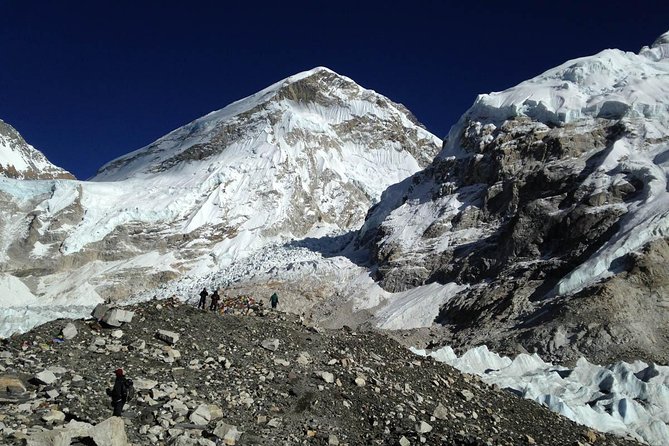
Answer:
[{"left": 123, "top": 378, "right": 135, "bottom": 402}]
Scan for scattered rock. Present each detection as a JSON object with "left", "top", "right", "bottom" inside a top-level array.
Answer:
[
  {"left": 33, "top": 370, "right": 57, "bottom": 385},
  {"left": 0, "top": 299, "right": 639, "bottom": 446},
  {"left": 213, "top": 421, "right": 242, "bottom": 444},
  {"left": 61, "top": 323, "right": 78, "bottom": 340},
  {"left": 261, "top": 339, "right": 279, "bottom": 351},
  {"left": 460, "top": 389, "right": 474, "bottom": 401},
  {"left": 316, "top": 371, "right": 335, "bottom": 383},
  {"left": 0, "top": 375, "right": 26, "bottom": 394},
  {"left": 433, "top": 402, "right": 448, "bottom": 420},
  {"left": 416, "top": 420, "right": 432, "bottom": 433},
  {"left": 156, "top": 329, "right": 180, "bottom": 345}
]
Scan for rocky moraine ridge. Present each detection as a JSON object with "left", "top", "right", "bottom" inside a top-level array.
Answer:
[{"left": 0, "top": 299, "right": 639, "bottom": 446}]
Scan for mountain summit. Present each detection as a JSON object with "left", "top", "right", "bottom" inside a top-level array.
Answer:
[
  {"left": 95, "top": 67, "right": 435, "bottom": 180},
  {"left": 0, "top": 119, "right": 73, "bottom": 180}
]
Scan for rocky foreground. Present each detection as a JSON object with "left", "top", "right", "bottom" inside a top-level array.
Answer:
[{"left": 0, "top": 299, "right": 641, "bottom": 445}]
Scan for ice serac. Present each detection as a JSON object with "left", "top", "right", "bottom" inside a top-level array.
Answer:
[
  {"left": 0, "top": 67, "right": 441, "bottom": 337},
  {"left": 0, "top": 119, "right": 74, "bottom": 180},
  {"left": 358, "top": 31, "right": 669, "bottom": 364}
]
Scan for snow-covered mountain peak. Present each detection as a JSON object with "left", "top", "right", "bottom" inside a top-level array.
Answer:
[
  {"left": 441, "top": 33, "right": 669, "bottom": 159},
  {"left": 0, "top": 119, "right": 73, "bottom": 180},
  {"left": 95, "top": 66, "right": 434, "bottom": 181}
]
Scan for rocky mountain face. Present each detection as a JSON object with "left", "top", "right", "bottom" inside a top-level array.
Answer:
[
  {"left": 357, "top": 33, "right": 669, "bottom": 365},
  {"left": 0, "top": 120, "right": 73, "bottom": 180},
  {"left": 0, "top": 67, "right": 440, "bottom": 336},
  {"left": 0, "top": 299, "right": 639, "bottom": 446}
]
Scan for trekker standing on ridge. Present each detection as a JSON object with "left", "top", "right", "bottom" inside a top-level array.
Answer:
[
  {"left": 197, "top": 288, "right": 208, "bottom": 310},
  {"left": 270, "top": 292, "right": 279, "bottom": 310},
  {"left": 210, "top": 289, "right": 221, "bottom": 312},
  {"left": 107, "top": 368, "right": 133, "bottom": 417}
]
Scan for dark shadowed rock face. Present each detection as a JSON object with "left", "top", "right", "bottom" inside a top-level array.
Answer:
[
  {"left": 0, "top": 299, "right": 639, "bottom": 445},
  {"left": 358, "top": 114, "right": 667, "bottom": 364}
]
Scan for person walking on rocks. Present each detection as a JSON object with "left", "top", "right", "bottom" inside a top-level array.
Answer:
[
  {"left": 270, "top": 292, "right": 279, "bottom": 310},
  {"left": 197, "top": 288, "right": 208, "bottom": 310},
  {"left": 107, "top": 368, "right": 133, "bottom": 417},
  {"left": 210, "top": 289, "right": 221, "bottom": 312}
]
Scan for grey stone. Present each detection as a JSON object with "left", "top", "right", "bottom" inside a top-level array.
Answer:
[
  {"left": 134, "top": 378, "right": 158, "bottom": 390},
  {"left": 103, "top": 308, "right": 134, "bottom": 327},
  {"left": 213, "top": 421, "right": 242, "bottom": 444},
  {"left": 34, "top": 370, "right": 58, "bottom": 385},
  {"left": 42, "top": 410, "right": 66, "bottom": 423},
  {"left": 433, "top": 402, "right": 449, "bottom": 420},
  {"left": 316, "top": 371, "right": 335, "bottom": 383},
  {"left": 90, "top": 416, "right": 130, "bottom": 446},
  {"left": 156, "top": 329, "right": 180, "bottom": 345},
  {"left": 460, "top": 389, "right": 474, "bottom": 401},
  {"left": 260, "top": 339, "right": 279, "bottom": 351},
  {"left": 61, "top": 323, "right": 78, "bottom": 340},
  {"left": 296, "top": 352, "right": 311, "bottom": 365},
  {"left": 416, "top": 421, "right": 432, "bottom": 433},
  {"left": 189, "top": 404, "right": 211, "bottom": 425},
  {"left": 0, "top": 375, "right": 26, "bottom": 393}
]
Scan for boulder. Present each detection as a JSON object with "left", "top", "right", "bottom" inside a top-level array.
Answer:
[
  {"left": 133, "top": 378, "right": 158, "bottom": 390},
  {"left": 156, "top": 330, "right": 180, "bottom": 345},
  {"left": 189, "top": 404, "right": 211, "bottom": 425},
  {"left": 416, "top": 421, "right": 432, "bottom": 433},
  {"left": 261, "top": 339, "right": 279, "bottom": 351},
  {"left": 61, "top": 323, "right": 78, "bottom": 340},
  {"left": 296, "top": 352, "right": 311, "bottom": 365},
  {"left": 92, "top": 304, "right": 111, "bottom": 320},
  {"left": 0, "top": 375, "right": 27, "bottom": 394},
  {"left": 316, "top": 371, "right": 335, "bottom": 383},
  {"left": 213, "top": 421, "right": 242, "bottom": 445},
  {"left": 34, "top": 370, "right": 58, "bottom": 385},
  {"left": 103, "top": 308, "right": 134, "bottom": 327},
  {"left": 433, "top": 403, "right": 449, "bottom": 420},
  {"left": 92, "top": 304, "right": 134, "bottom": 327},
  {"left": 25, "top": 420, "right": 108, "bottom": 446},
  {"left": 208, "top": 404, "right": 224, "bottom": 420},
  {"left": 166, "top": 399, "right": 189, "bottom": 417},
  {"left": 42, "top": 409, "right": 66, "bottom": 423},
  {"left": 90, "top": 416, "right": 130, "bottom": 446}
]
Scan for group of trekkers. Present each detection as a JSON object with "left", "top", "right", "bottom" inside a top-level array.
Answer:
[
  {"left": 197, "top": 287, "right": 221, "bottom": 311},
  {"left": 197, "top": 287, "right": 279, "bottom": 312}
]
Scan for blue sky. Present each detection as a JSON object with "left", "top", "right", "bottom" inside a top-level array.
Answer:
[{"left": 1, "top": 0, "right": 668, "bottom": 179}]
